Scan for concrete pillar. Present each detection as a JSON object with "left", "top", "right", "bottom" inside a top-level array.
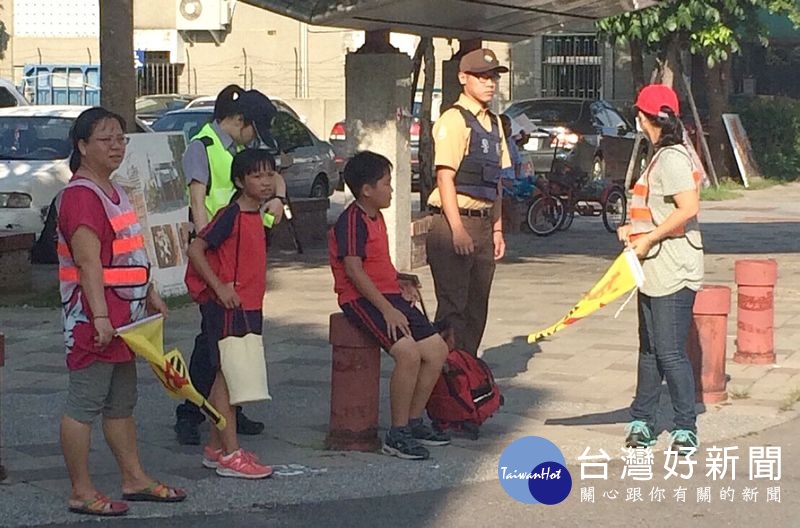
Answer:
[
  {"left": 346, "top": 39, "right": 413, "bottom": 270},
  {"left": 441, "top": 39, "right": 482, "bottom": 110}
]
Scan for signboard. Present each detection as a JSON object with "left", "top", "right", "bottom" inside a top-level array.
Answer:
[
  {"left": 722, "top": 113, "right": 761, "bottom": 188},
  {"left": 112, "top": 132, "right": 190, "bottom": 297}
]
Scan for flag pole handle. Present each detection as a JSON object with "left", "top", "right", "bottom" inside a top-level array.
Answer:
[{"left": 200, "top": 400, "right": 227, "bottom": 430}]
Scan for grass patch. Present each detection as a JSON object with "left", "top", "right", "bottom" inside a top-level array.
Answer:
[
  {"left": 728, "top": 386, "right": 751, "bottom": 400},
  {"left": 779, "top": 387, "right": 800, "bottom": 412},
  {"left": 701, "top": 180, "right": 744, "bottom": 201}
]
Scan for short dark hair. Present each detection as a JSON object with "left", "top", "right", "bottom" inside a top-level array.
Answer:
[
  {"left": 230, "top": 149, "right": 277, "bottom": 189},
  {"left": 69, "top": 107, "right": 126, "bottom": 172},
  {"left": 214, "top": 84, "right": 245, "bottom": 121},
  {"left": 343, "top": 151, "right": 392, "bottom": 199}
]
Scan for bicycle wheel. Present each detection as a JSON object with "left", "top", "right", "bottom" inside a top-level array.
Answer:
[
  {"left": 526, "top": 195, "right": 565, "bottom": 236},
  {"left": 558, "top": 205, "right": 575, "bottom": 231},
  {"left": 602, "top": 188, "right": 627, "bottom": 233}
]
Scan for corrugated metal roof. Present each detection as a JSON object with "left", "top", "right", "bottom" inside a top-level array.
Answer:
[{"left": 241, "top": 0, "right": 662, "bottom": 41}]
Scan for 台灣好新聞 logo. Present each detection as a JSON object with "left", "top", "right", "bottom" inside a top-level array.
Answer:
[{"left": 498, "top": 436, "right": 572, "bottom": 505}]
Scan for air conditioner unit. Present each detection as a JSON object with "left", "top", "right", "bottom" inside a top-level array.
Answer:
[{"left": 176, "top": 0, "right": 231, "bottom": 31}]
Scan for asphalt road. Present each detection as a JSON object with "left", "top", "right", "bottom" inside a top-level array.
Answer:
[{"left": 44, "top": 416, "right": 799, "bottom": 528}]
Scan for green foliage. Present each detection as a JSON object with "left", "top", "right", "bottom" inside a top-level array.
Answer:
[
  {"left": 597, "top": 0, "right": 800, "bottom": 67},
  {"left": 735, "top": 96, "right": 800, "bottom": 181}
]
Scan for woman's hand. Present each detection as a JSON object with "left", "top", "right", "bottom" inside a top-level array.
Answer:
[
  {"left": 629, "top": 233, "right": 655, "bottom": 259},
  {"left": 617, "top": 223, "right": 632, "bottom": 245},
  {"left": 214, "top": 282, "right": 241, "bottom": 309},
  {"left": 93, "top": 317, "right": 115, "bottom": 349}
]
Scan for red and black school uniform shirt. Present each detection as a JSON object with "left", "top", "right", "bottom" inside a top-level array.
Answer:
[
  {"left": 328, "top": 202, "right": 401, "bottom": 306},
  {"left": 186, "top": 203, "right": 266, "bottom": 311}
]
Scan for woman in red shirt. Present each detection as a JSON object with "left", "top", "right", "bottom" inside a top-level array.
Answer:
[{"left": 58, "top": 107, "right": 186, "bottom": 516}]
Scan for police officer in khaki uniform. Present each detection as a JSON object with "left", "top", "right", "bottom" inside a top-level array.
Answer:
[{"left": 426, "top": 49, "right": 511, "bottom": 357}]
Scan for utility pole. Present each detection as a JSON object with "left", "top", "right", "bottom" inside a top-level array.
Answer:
[{"left": 100, "top": 1, "right": 136, "bottom": 131}]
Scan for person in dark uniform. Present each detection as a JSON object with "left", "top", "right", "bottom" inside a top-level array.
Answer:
[
  {"left": 426, "top": 49, "right": 511, "bottom": 357},
  {"left": 175, "top": 86, "right": 285, "bottom": 445}
]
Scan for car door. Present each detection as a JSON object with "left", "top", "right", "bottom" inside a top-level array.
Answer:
[
  {"left": 592, "top": 102, "right": 635, "bottom": 182},
  {"left": 602, "top": 103, "right": 638, "bottom": 182},
  {"left": 272, "top": 112, "right": 319, "bottom": 198}
]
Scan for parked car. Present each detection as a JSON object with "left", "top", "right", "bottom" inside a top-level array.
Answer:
[
  {"left": 0, "top": 79, "right": 30, "bottom": 108},
  {"left": 329, "top": 118, "right": 421, "bottom": 190},
  {"left": 135, "top": 94, "right": 197, "bottom": 125},
  {"left": 503, "top": 98, "right": 647, "bottom": 184},
  {"left": 185, "top": 94, "right": 302, "bottom": 121},
  {"left": 151, "top": 106, "right": 338, "bottom": 198},
  {"left": 0, "top": 105, "right": 151, "bottom": 255}
]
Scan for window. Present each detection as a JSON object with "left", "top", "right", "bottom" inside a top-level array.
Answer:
[
  {"left": 272, "top": 112, "right": 313, "bottom": 152},
  {"left": 542, "top": 35, "right": 601, "bottom": 99}
]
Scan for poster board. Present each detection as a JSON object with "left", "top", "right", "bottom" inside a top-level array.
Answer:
[
  {"left": 722, "top": 113, "right": 761, "bottom": 188},
  {"left": 112, "top": 132, "right": 190, "bottom": 297}
]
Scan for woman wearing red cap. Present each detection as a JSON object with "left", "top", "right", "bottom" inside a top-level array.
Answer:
[{"left": 617, "top": 84, "right": 704, "bottom": 453}]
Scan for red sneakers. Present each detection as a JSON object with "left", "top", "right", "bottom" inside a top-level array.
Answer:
[
  {"left": 215, "top": 449, "right": 273, "bottom": 479},
  {"left": 202, "top": 446, "right": 223, "bottom": 469}
]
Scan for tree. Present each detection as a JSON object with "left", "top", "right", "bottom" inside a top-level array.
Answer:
[
  {"left": 598, "top": 0, "right": 800, "bottom": 179},
  {"left": 100, "top": 2, "right": 136, "bottom": 131}
]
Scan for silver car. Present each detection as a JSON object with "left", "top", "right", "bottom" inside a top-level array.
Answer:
[{"left": 151, "top": 106, "right": 339, "bottom": 198}]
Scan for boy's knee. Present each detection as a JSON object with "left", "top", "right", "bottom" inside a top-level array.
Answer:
[
  {"left": 390, "top": 339, "right": 422, "bottom": 370},
  {"left": 420, "top": 335, "right": 449, "bottom": 365}
]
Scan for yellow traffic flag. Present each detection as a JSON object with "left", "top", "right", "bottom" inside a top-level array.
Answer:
[
  {"left": 117, "top": 314, "right": 226, "bottom": 430},
  {"left": 528, "top": 249, "right": 645, "bottom": 343}
]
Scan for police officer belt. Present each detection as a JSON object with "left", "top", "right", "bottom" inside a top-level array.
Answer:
[{"left": 429, "top": 206, "right": 492, "bottom": 218}]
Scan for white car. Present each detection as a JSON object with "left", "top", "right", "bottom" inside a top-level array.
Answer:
[
  {"left": 0, "top": 105, "right": 78, "bottom": 235},
  {"left": 0, "top": 105, "right": 152, "bottom": 239}
]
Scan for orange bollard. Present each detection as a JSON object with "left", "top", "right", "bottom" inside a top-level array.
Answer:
[
  {"left": 687, "top": 286, "right": 731, "bottom": 404},
  {"left": 326, "top": 313, "right": 381, "bottom": 452},
  {"left": 734, "top": 259, "right": 778, "bottom": 364}
]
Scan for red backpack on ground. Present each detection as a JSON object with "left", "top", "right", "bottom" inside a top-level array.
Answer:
[{"left": 426, "top": 349, "right": 503, "bottom": 440}]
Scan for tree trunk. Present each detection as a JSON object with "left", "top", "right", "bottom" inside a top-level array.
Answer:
[
  {"left": 705, "top": 58, "right": 733, "bottom": 181},
  {"left": 630, "top": 38, "right": 645, "bottom": 93},
  {"left": 100, "top": 1, "right": 135, "bottom": 131},
  {"left": 419, "top": 37, "right": 435, "bottom": 209},
  {"left": 659, "top": 34, "right": 682, "bottom": 88}
]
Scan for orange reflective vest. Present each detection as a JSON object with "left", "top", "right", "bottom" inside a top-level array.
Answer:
[
  {"left": 56, "top": 179, "right": 151, "bottom": 304},
  {"left": 629, "top": 145, "right": 702, "bottom": 241}
]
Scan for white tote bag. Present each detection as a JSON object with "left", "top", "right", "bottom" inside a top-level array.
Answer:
[{"left": 218, "top": 330, "right": 271, "bottom": 405}]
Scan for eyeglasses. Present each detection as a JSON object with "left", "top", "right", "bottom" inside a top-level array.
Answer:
[{"left": 94, "top": 135, "right": 129, "bottom": 146}]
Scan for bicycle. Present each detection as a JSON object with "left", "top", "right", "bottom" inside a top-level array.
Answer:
[{"left": 525, "top": 129, "right": 626, "bottom": 236}]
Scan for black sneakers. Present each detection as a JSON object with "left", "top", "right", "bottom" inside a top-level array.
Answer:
[
  {"left": 175, "top": 417, "right": 200, "bottom": 446},
  {"left": 382, "top": 427, "right": 430, "bottom": 460},
  {"left": 175, "top": 406, "right": 263, "bottom": 445},
  {"left": 410, "top": 420, "right": 451, "bottom": 446},
  {"left": 236, "top": 407, "right": 265, "bottom": 435}
]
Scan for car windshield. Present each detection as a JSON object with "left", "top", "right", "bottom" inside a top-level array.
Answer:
[
  {"left": 151, "top": 112, "right": 213, "bottom": 141},
  {"left": 0, "top": 116, "right": 74, "bottom": 160},
  {"left": 505, "top": 101, "right": 584, "bottom": 125}
]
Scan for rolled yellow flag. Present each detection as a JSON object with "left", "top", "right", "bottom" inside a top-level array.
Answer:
[
  {"left": 528, "top": 249, "right": 644, "bottom": 343},
  {"left": 117, "top": 314, "right": 226, "bottom": 430}
]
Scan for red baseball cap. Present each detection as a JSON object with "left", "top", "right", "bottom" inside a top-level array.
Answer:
[{"left": 635, "top": 84, "right": 680, "bottom": 117}]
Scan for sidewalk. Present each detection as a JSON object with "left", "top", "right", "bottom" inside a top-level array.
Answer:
[{"left": 1, "top": 182, "right": 799, "bottom": 526}]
